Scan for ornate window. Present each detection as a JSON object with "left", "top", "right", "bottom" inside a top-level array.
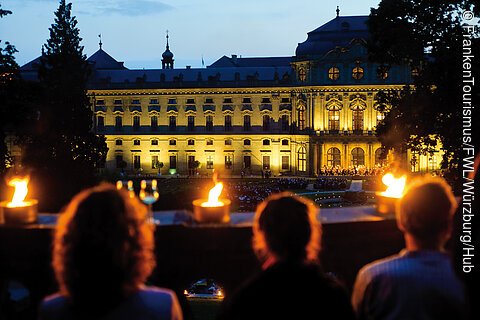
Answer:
[
  {"left": 133, "top": 155, "right": 141, "bottom": 169},
  {"left": 375, "top": 148, "right": 387, "bottom": 167},
  {"left": 206, "top": 155, "right": 214, "bottom": 169},
  {"left": 96, "top": 115, "right": 105, "bottom": 132},
  {"left": 263, "top": 139, "right": 270, "bottom": 146},
  {"left": 206, "top": 115, "right": 214, "bottom": 131},
  {"left": 169, "top": 139, "right": 176, "bottom": 146},
  {"left": 150, "top": 115, "right": 158, "bottom": 131},
  {"left": 188, "top": 139, "right": 195, "bottom": 146},
  {"left": 263, "top": 156, "right": 271, "bottom": 170},
  {"left": 352, "top": 110, "right": 364, "bottom": 131},
  {"left": 115, "top": 155, "right": 124, "bottom": 169},
  {"left": 224, "top": 114, "right": 232, "bottom": 132},
  {"left": 327, "top": 147, "right": 341, "bottom": 167},
  {"left": 297, "top": 146, "right": 307, "bottom": 172},
  {"left": 281, "top": 156, "right": 290, "bottom": 170},
  {"left": 225, "top": 155, "right": 233, "bottom": 169},
  {"left": 281, "top": 114, "right": 289, "bottom": 131},
  {"left": 377, "top": 65, "right": 389, "bottom": 80},
  {"left": 133, "top": 139, "right": 140, "bottom": 146},
  {"left": 132, "top": 115, "right": 140, "bottom": 132},
  {"left": 298, "top": 105, "right": 306, "bottom": 130},
  {"left": 244, "top": 139, "right": 251, "bottom": 146},
  {"left": 225, "top": 139, "right": 232, "bottom": 146},
  {"left": 282, "top": 139, "right": 289, "bottom": 146},
  {"left": 262, "top": 115, "right": 271, "bottom": 131},
  {"left": 298, "top": 67, "right": 306, "bottom": 82},
  {"left": 351, "top": 147, "right": 365, "bottom": 166},
  {"left": 151, "top": 155, "right": 159, "bottom": 169},
  {"left": 115, "top": 139, "right": 122, "bottom": 146},
  {"left": 151, "top": 139, "right": 158, "bottom": 146},
  {"left": 328, "top": 67, "right": 340, "bottom": 80},
  {"left": 428, "top": 154, "right": 438, "bottom": 172},
  {"left": 352, "top": 66, "right": 364, "bottom": 80},
  {"left": 328, "top": 110, "right": 340, "bottom": 131},
  {"left": 187, "top": 115, "right": 195, "bottom": 132},
  {"left": 169, "top": 115, "right": 176, "bottom": 131},
  {"left": 243, "top": 155, "right": 251, "bottom": 169},
  {"left": 206, "top": 139, "right": 213, "bottom": 146},
  {"left": 243, "top": 114, "right": 251, "bottom": 131},
  {"left": 115, "top": 116, "right": 123, "bottom": 131},
  {"left": 169, "top": 155, "right": 177, "bottom": 169}
]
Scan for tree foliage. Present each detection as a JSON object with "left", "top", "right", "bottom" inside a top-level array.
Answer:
[
  {"left": 0, "top": 4, "right": 19, "bottom": 174},
  {"left": 369, "top": 0, "right": 479, "bottom": 179},
  {"left": 21, "top": 0, "right": 107, "bottom": 210}
]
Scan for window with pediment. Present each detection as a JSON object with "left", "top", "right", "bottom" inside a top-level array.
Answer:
[
  {"left": 169, "top": 115, "right": 176, "bottom": 131},
  {"left": 132, "top": 115, "right": 140, "bottom": 132},
  {"left": 224, "top": 114, "right": 232, "bottom": 132},
  {"left": 243, "top": 114, "right": 251, "bottom": 131},
  {"left": 206, "top": 115, "right": 214, "bottom": 131},
  {"left": 298, "top": 67, "right": 307, "bottom": 82},
  {"left": 297, "top": 104, "right": 306, "bottom": 130},
  {"left": 262, "top": 114, "right": 271, "bottom": 131},
  {"left": 297, "top": 146, "right": 307, "bottom": 172},
  {"left": 188, "top": 115, "right": 195, "bottom": 131}
]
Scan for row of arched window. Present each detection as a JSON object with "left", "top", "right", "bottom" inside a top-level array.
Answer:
[
  {"left": 97, "top": 114, "right": 292, "bottom": 133},
  {"left": 326, "top": 147, "right": 385, "bottom": 167}
]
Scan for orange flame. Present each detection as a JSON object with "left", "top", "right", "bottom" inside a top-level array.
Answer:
[
  {"left": 380, "top": 173, "right": 406, "bottom": 198},
  {"left": 7, "top": 177, "right": 30, "bottom": 207},
  {"left": 201, "top": 182, "right": 224, "bottom": 207}
]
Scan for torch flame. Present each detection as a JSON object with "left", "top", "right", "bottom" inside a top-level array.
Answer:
[
  {"left": 8, "top": 177, "right": 30, "bottom": 207},
  {"left": 201, "top": 182, "right": 224, "bottom": 207},
  {"left": 380, "top": 173, "right": 406, "bottom": 198}
]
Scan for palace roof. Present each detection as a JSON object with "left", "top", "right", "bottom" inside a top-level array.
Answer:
[{"left": 296, "top": 16, "right": 369, "bottom": 58}]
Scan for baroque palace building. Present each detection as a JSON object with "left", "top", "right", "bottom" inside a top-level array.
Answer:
[{"left": 21, "top": 13, "right": 443, "bottom": 176}]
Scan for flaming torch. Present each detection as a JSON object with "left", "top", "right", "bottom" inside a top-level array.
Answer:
[
  {"left": 0, "top": 177, "right": 38, "bottom": 225},
  {"left": 376, "top": 173, "right": 406, "bottom": 215},
  {"left": 192, "top": 172, "right": 231, "bottom": 224}
]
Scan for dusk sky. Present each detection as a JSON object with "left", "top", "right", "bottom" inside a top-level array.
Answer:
[{"left": 1, "top": 0, "right": 380, "bottom": 69}]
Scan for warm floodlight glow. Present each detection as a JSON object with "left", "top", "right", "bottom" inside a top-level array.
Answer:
[
  {"left": 201, "top": 182, "right": 224, "bottom": 207},
  {"left": 7, "top": 177, "right": 30, "bottom": 207},
  {"left": 380, "top": 173, "right": 406, "bottom": 198}
]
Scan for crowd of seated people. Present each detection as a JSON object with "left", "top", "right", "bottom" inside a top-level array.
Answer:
[
  {"left": 318, "top": 165, "right": 386, "bottom": 176},
  {"left": 36, "top": 175, "right": 470, "bottom": 319}
]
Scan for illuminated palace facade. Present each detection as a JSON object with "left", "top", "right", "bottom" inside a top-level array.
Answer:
[{"left": 23, "top": 15, "right": 442, "bottom": 176}]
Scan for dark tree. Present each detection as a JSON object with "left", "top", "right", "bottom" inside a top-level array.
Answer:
[
  {"left": 22, "top": 0, "right": 107, "bottom": 210},
  {"left": 369, "top": 0, "right": 479, "bottom": 182},
  {"left": 0, "top": 4, "right": 18, "bottom": 174}
]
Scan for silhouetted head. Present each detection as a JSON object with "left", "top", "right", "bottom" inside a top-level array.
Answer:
[
  {"left": 53, "top": 183, "right": 155, "bottom": 312},
  {"left": 397, "top": 177, "right": 457, "bottom": 249},
  {"left": 253, "top": 192, "right": 321, "bottom": 264}
]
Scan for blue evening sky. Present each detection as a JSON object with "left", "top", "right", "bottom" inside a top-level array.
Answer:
[{"left": 1, "top": 0, "right": 380, "bottom": 69}]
